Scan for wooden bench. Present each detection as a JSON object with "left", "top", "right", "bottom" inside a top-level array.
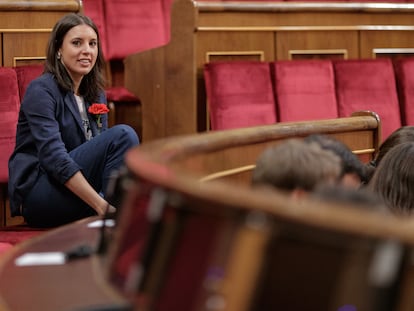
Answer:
[{"left": 103, "top": 111, "right": 414, "bottom": 311}]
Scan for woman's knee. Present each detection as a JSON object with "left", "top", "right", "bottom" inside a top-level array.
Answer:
[{"left": 109, "top": 124, "right": 140, "bottom": 147}]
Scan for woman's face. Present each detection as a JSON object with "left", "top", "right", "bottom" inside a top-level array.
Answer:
[{"left": 58, "top": 24, "right": 98, "bottom": 84}]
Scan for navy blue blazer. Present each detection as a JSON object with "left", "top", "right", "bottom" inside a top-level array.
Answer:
[{"left": 8, "top": 73, "right": 108, "bottom": 216}]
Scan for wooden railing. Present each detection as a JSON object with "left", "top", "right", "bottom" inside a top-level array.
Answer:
[{"left": 104, "top": 112, "right": 414, "bottom": 311}]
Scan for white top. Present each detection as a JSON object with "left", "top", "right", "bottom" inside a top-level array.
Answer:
[{"left": 74, "top": 94, "right": 92, "bottom": 140}]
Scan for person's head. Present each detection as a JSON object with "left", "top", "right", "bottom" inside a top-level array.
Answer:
[
  {"left": 45, "top": 13, "right": 105, "bottom": 103},
  {"left": 366, "top": 126, "right": 414, "bottom": 182},
  {"left": 304, "top": 134, "right": 367, "bottom": 187},
  {"left": 311, "top": 184, "right": 386, "bottom": 212},
  {"left": 368, "top": 142, "right": 414, "bottom": 215},
  {"left": 251, "top": 139, "right": 342, "bottom": 197}
]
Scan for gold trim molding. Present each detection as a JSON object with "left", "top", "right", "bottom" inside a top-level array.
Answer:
[
  {"left": 353, "top": 148, "right": 375, "bottom": 155},
  {"left": 200, "top": 165, "right": 256, "bottom": 182},
  {"left": 13, "top": 56, "right": 46, "bottom": 67},
  {"left": 197, "top": 25, "right": 414, "bottom": 32},
  {"left": 0, "top": 29, "right": 52, "bottom": 33},
  {"left": 373, "top": 48, "right": 414, "bottom": 58},
  {"left": 199, "top": 148, "right": 374, "bottom": 182},
  {"left": 206, "top": 50, "right": 265, "bottom": 63}
]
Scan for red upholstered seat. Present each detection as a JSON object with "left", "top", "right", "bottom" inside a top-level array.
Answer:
[
  {"left": 333, "top": 58, "right": 401, "bottom": 140},
  {"left": 204, "top": 61, "right": 277, "bottom": 130},
  {"left": 272, "top": 60, "right": 338, "bottom": 122},
  {"left": 14, "top": 64, "right": 44, "bottom": 100},
  {"left": 393, "top": 57, "right": 414, "bottom": 126},
  {"left": 83, "top": 0, "right": 173, "bottom": 60},
  {"left": 0, "top": 227, "right": 45, "bottom": 245},
  {"left": 106, "top": 86, "right": 140, "bottom": 103},
  {"left": 0, "top": 66, "right": 45, "bottom": 241},
  {"left": 0, "top": 68, "right": 20, "bottom": 183}
]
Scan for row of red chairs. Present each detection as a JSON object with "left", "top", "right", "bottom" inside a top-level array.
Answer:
[
  {"left": 0, "top": 65, "right": 46, "bottom": 251},
  {"left": 204, "top": 58, "right": 413, "bottom": 140}
]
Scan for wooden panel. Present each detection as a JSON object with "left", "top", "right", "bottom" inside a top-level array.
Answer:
[
  {"left": 125, "top": 0, "right": 197, "bottom": 141},
  {"left": 0, "top": 0, "right": 80, "bottom": 12},
  {"left": 3, "top": 33, "right": 49, "bottom": 67},
  {"left": 360, "top": 30, "right": 414, "bottom": 59},
  {"left": 197, "top": 31, "right": 275, "bottom": 67},
  {"left": 0, "top": 1, "right": 80, "bottom": 66},
  {"left": 197, "top": 10, "right": 414, "bottom": 28},
  {"left": 276, "top": 30, "right": 358, "bottom": 60}
]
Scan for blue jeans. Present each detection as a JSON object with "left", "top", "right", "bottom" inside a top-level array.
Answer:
[{"left": 22, "top": 125, "right": 139, "bottom": 228}]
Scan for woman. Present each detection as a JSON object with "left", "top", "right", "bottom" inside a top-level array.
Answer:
[{"left": 8, "top": 13, "right": 139, "bottom": 227}]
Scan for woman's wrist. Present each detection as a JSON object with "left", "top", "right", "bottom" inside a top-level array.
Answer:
[{"left": 93, "top": 198, "right": 109, "bottom": 215}]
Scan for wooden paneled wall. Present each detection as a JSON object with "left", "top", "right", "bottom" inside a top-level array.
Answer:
[
  {"left": 125, "top": 0, "right": 414, "bottom": 142},
  {"left": 0, "top": 0, "right": 81, "bottom": 67}
]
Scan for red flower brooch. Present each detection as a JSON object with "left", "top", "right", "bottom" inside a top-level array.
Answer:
[{"left": 88, "top": 103, "right": 109, "bottom": 131}]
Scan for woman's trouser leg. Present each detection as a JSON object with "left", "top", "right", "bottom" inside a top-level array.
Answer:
[{"left": 22, "top": 125, "right": 139, "bottom": 227}]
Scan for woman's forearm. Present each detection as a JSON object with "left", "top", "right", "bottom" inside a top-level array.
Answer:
[{"left": 64, "top": 171, "right": 108, "bottom": 215}]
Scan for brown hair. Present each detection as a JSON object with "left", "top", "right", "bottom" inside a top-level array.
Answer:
[
  {"left": 366, "top": 126, "right": 414, "bottom": 182},
  {"left": 368, "top": 142, "right": 414, "bottom": 215},
  {"left": 252, "top": 139, "right": 342, "bottom": 192},
  {"left": 45, "top": 13, "right": 105, "bottom": 103},
  {"left": 304, "top": 134, "right": 367, "bottom": 183}
]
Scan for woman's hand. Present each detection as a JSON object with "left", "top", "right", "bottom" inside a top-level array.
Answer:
[{"left": 65, "top": 171, "right": 115, "bottom": 215}]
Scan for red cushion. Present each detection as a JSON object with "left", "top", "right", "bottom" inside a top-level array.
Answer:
[
  {"left": 204, "top": 61, "right": 277, "bottom": 130},
  {"left": 0, "top": 68, "right": 20, "bottom": 183},
  {"left": 393, "top": 57, "right": 414, "bottom": 126},
  {"left": 0, "top": 224, "right": 47, "bottom": 245},
  {"left": 105, "top": 86, "right": 140, "bottom": 102},
  {"left": 0, "top": 230, "right": 44, "bottom": 245},
  {"left": 333, "top": 58, "right": 402, "bottom": 140},
  {"left": 14, "top": 64, "right": 44, "bottom": 100},
  {"left": 82, "top": 0, "right": 108, "bottom": 58},
  {"left": 273, "top": 60, "right": 338, "bottom": 122}
]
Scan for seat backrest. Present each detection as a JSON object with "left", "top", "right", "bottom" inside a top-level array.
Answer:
[
  {"left": 393, "top": 57, "right": 414, "bottom": 126},
  {"left": 0, "top": 68, "right": 20, "bottom": 183},
  {"left": 333, "top": 58, "right": 401, "bottom": 140},
  {"left": 272, "top": 60, "right": 338, "bottom": 122},
  {"left": 14, "top": 64, "right": 44, "bottom": 101},
  {"left": 204, "top": 61, "right": 277, "bottom": 130}
]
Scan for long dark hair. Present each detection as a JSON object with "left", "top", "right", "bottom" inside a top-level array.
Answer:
[
  {"left": 368, "top": 142, "right": 414, "bottom": 215},
  {"left": 45, "top": 13, "right": 105, "bottom": 103},
  {"left": 365, "top": 126, "right": 414, "bottom": 182}
]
